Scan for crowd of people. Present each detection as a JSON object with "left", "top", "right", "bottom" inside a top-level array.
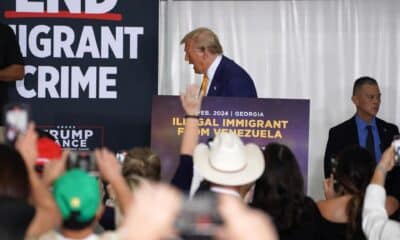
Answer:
[
  {"left": 0, "top": 83, "right": 398, "bottom": 239},
  {"left": 0, "top": 85, "right": 280, "bottom": 240}
]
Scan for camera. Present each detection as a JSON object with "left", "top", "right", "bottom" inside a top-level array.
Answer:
[
  {"left": 3, "top": 103, "right": 30, "bottom": 145},
  {"left": 175, "top": 192, "right": 222, "bottom": 238},
  {"left": 67, "top": 151, "right": 98, "bottom": 176},
  {"left": 392, "top": 136, "right": 400, "bottom": 166}
]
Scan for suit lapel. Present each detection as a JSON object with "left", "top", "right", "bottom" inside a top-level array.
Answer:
[
  {"left": 376, "top": 118, "right": 389, "bottom": 152},
  {"left": 349, "top": 116, "right": 360, "bottom": 145}
]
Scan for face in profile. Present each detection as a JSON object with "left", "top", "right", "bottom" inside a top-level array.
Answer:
[
  {"left": 184, "top": 40, "right": 206, "bottom": 74},
  {"left": 352, "top": 83, "right": 381, "bottom": 121}
]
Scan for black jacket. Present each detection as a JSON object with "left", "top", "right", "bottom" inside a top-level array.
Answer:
[{"left": 324, "top": 116, "right": 400, "bottom": 201}]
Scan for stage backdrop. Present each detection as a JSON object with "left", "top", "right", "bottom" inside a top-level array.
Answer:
[
  {"left": 151, "top": 96, "right": 310, "bottom": 188},
  {"left": 1, "top": 0, "right": 158, "bottom": 150}
]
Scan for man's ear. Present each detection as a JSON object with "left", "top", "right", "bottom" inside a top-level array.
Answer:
[{"left": 351, "top": 95, "right": 358, "bottom": 106}]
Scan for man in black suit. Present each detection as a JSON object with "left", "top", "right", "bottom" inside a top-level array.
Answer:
[
  {"left": 181, "top": 27, "right": 257, "bottom": 97},
  {"left": 324, "top": 76, "right": 400, "bottom": 208}
]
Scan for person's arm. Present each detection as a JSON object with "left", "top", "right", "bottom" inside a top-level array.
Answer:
[
  {"left": 372, "top": 143, "right": 396, "bottom": 186},
  {"left": 180, "top": 84, "right": 202, "bottom": 155},
  {"left": 371, "top": 145, "right": 399, "bottom": 214},
  {"left": 41, "top": 150, "right": 69, "bottom": 188},
  {"left": 95, "top": 148, "right": 132, "bottom": 215},
  {"left": 171, "top": 85, "right": 202, "bottom": 191},
  {"left": 119, "top": 183, "right": 182, "bottom": 240},
  {"left": 15, "top": 123, "right": 62, "bottom": 237},
  {"left": 0, "top": 25, "right": 25, "bottom": 81},
  {"left": 0, "top": 64, "right": 24, "bottom": 81},
  {"left": 363, "top": 185, "right": 400, "bottom": 240},
  {"left": 362, "top": 146, "right": 400, "bottom": 239},
  {"left": 383, "top": 125, "right": 400, "bottom": 211},
  {"left": 323, "top": 174, "right": 336, "bottom": 200}
]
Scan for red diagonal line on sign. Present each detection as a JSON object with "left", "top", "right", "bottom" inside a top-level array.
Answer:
[{"left": 4, "top": 11, "right": 122, "bottom": 21}]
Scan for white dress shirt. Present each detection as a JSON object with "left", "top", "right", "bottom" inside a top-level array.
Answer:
[
  {"left": 362, "top": 184, "right": 400, "bottom": 240},
  {"left": 204, "top": 55, "right": 222, "bottom": 94}
]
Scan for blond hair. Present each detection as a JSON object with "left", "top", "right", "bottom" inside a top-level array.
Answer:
[
  {"left": 180, "top": 27, "right": 223, "bottom": 54},
  {"left": 122, "top": 147, "right": 161, "bottom": 190}
]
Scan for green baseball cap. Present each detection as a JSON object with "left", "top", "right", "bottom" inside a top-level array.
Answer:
[{"left": 53, "top": 169, "right": 101, "bottom": 223}]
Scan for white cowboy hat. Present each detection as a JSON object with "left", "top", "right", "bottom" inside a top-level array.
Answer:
[{"left": 193, "top": 132, "right": 264, "bottom": 186}]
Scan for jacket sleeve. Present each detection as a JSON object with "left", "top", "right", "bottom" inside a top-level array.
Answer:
[
  {"left": 362, "top": 184, "right": 400, "bottom": 240},
  {"left": 170, "top": 154, "right": 193, "bottom": 194}
]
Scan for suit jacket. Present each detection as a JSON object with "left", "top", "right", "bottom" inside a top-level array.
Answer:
[
  {"left": 207, "top": 56, "right": 257, "bottom": 97},
  {"left": 324, "top": 116, "right": 400, "bottom": 200}
]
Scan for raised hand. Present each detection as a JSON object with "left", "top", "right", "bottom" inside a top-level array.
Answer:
[
  {"left": 42, "top": 150, "right": 69, "bottom": 186},
  {"left": 378, "top": 145, "right": 396, "bottom": 173},
  {"left": 120, "top": 183, "right": 182, "bottom": 240},
  {"left": 95, "top": 148, "right": 121, "bottom": 183},
  {"left": 180, "top": 84, "right": 202, "bottom": 116},
  {"left": 323, "top": 174, "right": 336, "bottom": 200},
  {"left": 15, "top": 122, "right": 38, "bottom": 168}
]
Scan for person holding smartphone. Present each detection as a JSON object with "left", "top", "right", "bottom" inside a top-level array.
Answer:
[
  {"left": 363, "top": 144, "right": 400, "bottom": 239},
  {"left": 0, "top": 22, "right": 25, "bottom": 143}
]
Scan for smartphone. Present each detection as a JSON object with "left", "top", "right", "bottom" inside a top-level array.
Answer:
[
  {"left": 67, "top": 151, "right": 98, "bottom": 176},
  {"left": 3, "top": 103, "right": 30, "bottom": 145},
  {"left": 330, "top": 155, "right": 340, "bottom": 191},
  {"left": 330, "top": 155, "right": 338, "bottom": 176},
  {"left": 392, "top": 135, "right": 400, "bottom": 166},
  {"left": 175, "top": 192, "right": 222, "bottom": 238},
  {"left": 116, "top": 151, "right": 126, "bottom": 163}
]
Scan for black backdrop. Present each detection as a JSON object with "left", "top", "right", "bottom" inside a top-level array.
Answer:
[{"left": 1, "top": 0, "right": 159, "bottom": 151}]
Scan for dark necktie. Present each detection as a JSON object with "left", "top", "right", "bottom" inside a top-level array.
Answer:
[{"left": 366, "top": 125, "right": 375, "bottom": 161}]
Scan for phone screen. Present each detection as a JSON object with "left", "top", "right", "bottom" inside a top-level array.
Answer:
[
  {"left": 3, "top": 103, "right": 30, "bottom": 144},
  {"left": 392, "top": 135, "right": 400, "bottom": 165}
]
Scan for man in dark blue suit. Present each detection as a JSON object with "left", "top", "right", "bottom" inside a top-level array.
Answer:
[
  {"left": 181, "top": 27, "right": 257, "bottom": 97},
  {"left": 324, "top": 76, "right": 400, "bottom": 212}
]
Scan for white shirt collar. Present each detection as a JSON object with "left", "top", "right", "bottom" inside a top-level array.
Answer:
[
  {"left": 205, "top": 55, "right": 222, "bottom": 93},
  {"left": 210, "top": 186, "right": 241, "bottom": 198}
]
